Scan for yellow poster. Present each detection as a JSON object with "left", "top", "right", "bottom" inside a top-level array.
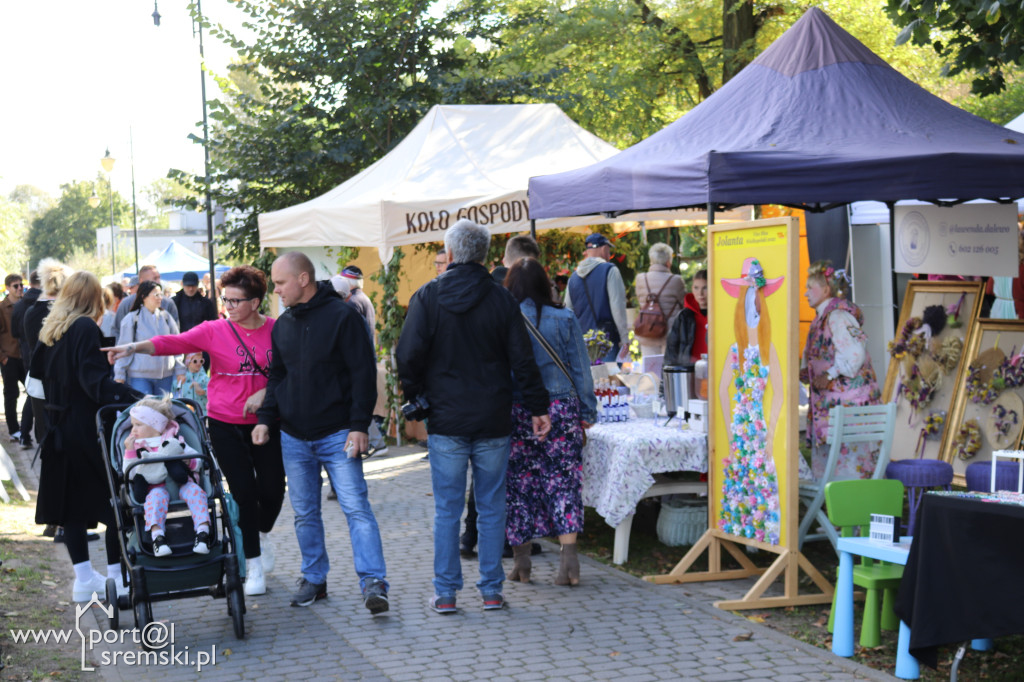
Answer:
[{"left": 709, "top": 219, "right": 799, "bottom": 549}]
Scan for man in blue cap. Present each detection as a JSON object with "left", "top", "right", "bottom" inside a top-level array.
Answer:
[{"left": 565, "top": 233, "right": 628, "bottom": 362}]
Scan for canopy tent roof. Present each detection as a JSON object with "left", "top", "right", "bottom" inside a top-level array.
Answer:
[
  {"left": 258, "top": 103, "right": 718, "bottom": 262},
  {"left": 122, "top": 240, "right": 229, "bottom": 281},
  {"left": 528, "top": 8, "right": 1024, "bottom": 220}
]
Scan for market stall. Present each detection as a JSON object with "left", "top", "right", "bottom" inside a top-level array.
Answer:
[{"left": 527, "top": 6, "right": 1024, "bottom": 617}]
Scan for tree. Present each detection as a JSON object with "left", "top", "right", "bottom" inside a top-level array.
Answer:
[
  {"left": 178, "top": 0, "right": 481, "bottom": 260},
  {"left": 27, "top": 178, "right": 130, "bottom": 268},
  {"left": 886, "top": 0, "right": 1024, "bottom": 96},
  {"left": 0, "top": 196, "right": 29, "bottom": 275}
]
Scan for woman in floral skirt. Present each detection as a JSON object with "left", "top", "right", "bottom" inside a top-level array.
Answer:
[
  {"left": 800, "top": 260, "right": 881, "bottom": 479},
  {"left": 504, "top": 258, "right": 598, "bottom": 586}
]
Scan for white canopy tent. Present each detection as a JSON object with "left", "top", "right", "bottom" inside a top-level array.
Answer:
[{"left": 258, "top": 104, "right": 725, "bottom": 262}]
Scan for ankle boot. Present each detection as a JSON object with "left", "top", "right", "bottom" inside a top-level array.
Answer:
[
  {"left": 554, "top": 543, "right": 580, "bottom": 586},
  {"left": 506, "top": 543, "right": 532, "bottom": 583}
]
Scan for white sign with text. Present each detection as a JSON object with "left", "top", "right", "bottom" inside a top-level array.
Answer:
[{"left": 893, "top": 204, "right": 1018, "bottom": 277}]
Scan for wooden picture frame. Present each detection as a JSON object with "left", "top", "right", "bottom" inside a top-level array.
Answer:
[
  {"left": 881, "top": 281, "right": 984, "bottom": 465},
  {"left": 942, "top": 319, "right": 1024, "bottom": 487}
]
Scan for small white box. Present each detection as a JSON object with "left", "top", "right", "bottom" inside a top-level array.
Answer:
[{"left": 688, "top": 400, "right": 709, "bottom": 432}]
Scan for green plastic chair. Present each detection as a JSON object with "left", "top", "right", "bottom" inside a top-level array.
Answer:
[{"left": 823, "top": 478, "right": 905, "bottom": 648}]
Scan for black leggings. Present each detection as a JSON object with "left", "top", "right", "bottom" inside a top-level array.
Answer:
[
  {"left": 207, "top": 418, "right": 285, "bottom": 559},
  {"left": 63, "top": 518, "right": 120, "bottom": 567}
]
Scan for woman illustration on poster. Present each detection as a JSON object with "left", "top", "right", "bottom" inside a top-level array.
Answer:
[{"left": 718, "top": 258, "right": 783, "bottom": 544}]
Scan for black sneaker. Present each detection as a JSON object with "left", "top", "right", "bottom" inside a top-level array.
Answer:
[
  {"left": 482, "top": 593, "right": 506, "bottom": 611},
  {"left": 291, "top": 578, "right": 327, "bottom": 607},
  {"left": 20, "top": 435, "right": 32, "bottom": 448},
  {"left": 362, "top": 578, "right": 389, "bottom": 615},
  {"left": 193, "top": 531, "right": 210, "bottom": 554}
]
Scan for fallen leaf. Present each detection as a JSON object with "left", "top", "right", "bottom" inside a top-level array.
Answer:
[
  {"left": 609, "top": 652, "right": 620, "bottom": 657},
  {"left": 746, "top": 615, "right": 766, "bottom": 624},
  {"left": 222, "top": 648, "right": 232, "bottom": 656},
  {"left": 733, "top": 632, "right": 753, "bottom": 642},
  {"left": 41, "top": 580, "right": 57, "bottom": 587},
  {"left": 813, "top": 615, "right": 828, "bottom": 628}
]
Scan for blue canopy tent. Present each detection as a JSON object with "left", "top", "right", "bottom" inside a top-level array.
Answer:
[
  {"left": 528, "top": 7, "right": 1024, "bottom": 218},
  {"left": 121, "top": 240, "right": 229, "bottom": 281}
]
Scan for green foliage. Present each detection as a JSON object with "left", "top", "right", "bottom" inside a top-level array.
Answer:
[
  {"left": 27, "top": 179, "right": 130, "bottom": 271},
  {"left": 0, "top": 196, "right": 29, "bottom": 275},
  {"left": 370, "top": 247, "right": 406, "bottom": 437},
  {"left": 181, "top": 0, "right": 490, "bottom": 262},
  {"left": 886, "top": 0, "right": 1024, "bottom": 95}
]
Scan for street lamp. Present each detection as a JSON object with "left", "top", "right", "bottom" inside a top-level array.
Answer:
[
  {"left": 153, "top": 0, "right": 218, "bottom": 303},
  {"left": 101, "top": 148, "right": 116, "bottom": 276},
  {"left": 88, "top": 191, "right": 100, "bottom": 209}
]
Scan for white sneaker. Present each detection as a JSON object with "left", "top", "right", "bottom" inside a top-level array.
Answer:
[
  {"left": 10, "top": 431, "right": 20, "bottom": 441},
  {"left": 244, "top": 556, "right": 266, "bottom": 596},
  {"left": 72, "top": 572, "right": 107, "bottom": 602},
  {"left": 260, "top": 533, "right": 275, "bottom": 574}
]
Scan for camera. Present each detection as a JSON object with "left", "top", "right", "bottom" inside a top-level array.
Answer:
[{"left": 401, "top": 395, "right": 430, "bottom": 422}]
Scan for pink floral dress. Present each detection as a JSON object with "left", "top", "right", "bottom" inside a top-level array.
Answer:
[
  {"left": 801, "top": 297, "right": 881, "bottom": 480},
  {"left": 719, "top": 343, "right": 781, "bottom": 545}
]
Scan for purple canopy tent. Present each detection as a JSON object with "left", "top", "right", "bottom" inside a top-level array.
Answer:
[{"left": 528, "top": 7, "right": 1024, "bottom": 219}]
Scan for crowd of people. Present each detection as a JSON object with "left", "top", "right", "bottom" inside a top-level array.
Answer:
[{"left": 2, "top": 219, "right": 748, "bottom": 617}]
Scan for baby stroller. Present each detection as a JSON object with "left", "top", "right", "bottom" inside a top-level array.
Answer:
[{"left": 96, "top": 397, "right": 246, "bottom": 643}]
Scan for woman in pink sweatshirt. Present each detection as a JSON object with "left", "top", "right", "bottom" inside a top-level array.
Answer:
[{"left": 105, "top": 265, "right": 280, "bottom": 596}]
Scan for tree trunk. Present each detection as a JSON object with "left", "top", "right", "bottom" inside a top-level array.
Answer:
[{"left": 722, "top": 0, "right": 755, "bottom": 83}]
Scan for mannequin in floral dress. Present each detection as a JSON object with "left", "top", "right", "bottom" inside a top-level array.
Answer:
[
  {"left": 800, "top": 261, "right": 881, "bottom": 480},
  {"left": 718, "top": 258, "right": 784, "bottom": 545}
]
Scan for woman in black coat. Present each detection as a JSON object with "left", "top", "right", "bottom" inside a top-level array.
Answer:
[{"left": 34, "top": 270, "right": 141, "bottom": 602}]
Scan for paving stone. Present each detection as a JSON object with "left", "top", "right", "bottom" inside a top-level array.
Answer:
[{"left": 31, "top": 443, "right": 889, "bottom": 682}]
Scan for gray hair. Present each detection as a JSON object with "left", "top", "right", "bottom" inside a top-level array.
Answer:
[
  {"left": 648, "top": 242, "right": 673, "bottom": 266},
  {"left": 444, "top": 219, "right": 491, "bottom": 264}
]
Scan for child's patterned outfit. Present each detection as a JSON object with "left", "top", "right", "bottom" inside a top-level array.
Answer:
[
  {"left": 177, "top": 369, "right": 210, "bottom": 413},
  {"left": 124, "top": 423, "right": 209, "bottom": 535}
]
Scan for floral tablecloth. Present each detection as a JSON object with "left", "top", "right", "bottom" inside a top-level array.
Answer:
[{"left": 582, "top": 420, "right": 708, "bottom": 527}]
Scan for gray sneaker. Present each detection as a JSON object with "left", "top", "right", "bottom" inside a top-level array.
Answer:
[
  {"left": 291, "top": 578, "right": 327, "bottom": 607},
  {"left": 362, "top": 578, "right": 389, "bottom": 615}
]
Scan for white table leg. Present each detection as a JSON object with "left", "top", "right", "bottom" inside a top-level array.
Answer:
[
  {"left": 612, "top": 513, "right": 634, "bottom": 565},
  {"left": 832, "top": 550, "right": 854, "bottom": 657},
  {"left": 895, "top": 620, "right": 920, "bottom": 679}
]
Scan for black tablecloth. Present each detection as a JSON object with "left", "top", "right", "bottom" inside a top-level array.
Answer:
[{"left": 894, "top": 493, "right": 1024, "bottom": 668}]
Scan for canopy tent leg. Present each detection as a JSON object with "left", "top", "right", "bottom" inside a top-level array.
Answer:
[
  {"left": 888, "top": 201, "right": 899, "bottom": 328},
  {"left": 530, "top": 219, "right": 536, "bottom": 240}
]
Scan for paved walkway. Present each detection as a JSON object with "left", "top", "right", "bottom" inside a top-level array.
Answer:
[{"left": 14, "top": 441, "right": 894, "bottom": 680}]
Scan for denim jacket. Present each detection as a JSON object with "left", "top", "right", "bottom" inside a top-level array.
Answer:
[{"left": 517, "top": 299, "right": 598, "bottom": 423}]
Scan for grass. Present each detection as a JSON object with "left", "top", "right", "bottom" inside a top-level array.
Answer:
[{"left": 0, "top": 478, "right": 85, "bottom": 680}]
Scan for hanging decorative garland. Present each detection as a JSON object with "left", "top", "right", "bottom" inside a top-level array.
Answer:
[{"left": 952, "top": 419, "right": 982, "bottom": 461}]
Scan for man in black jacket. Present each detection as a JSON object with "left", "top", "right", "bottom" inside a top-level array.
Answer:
[
  {"left": 397, "top": 219, "right": 550, "bottom": 613},
  {"left": 171, "top": 271, "right": 218, "bottom": 332},
  {"left": 10, "top": 269, "right": 40, "bottom": 447},
  {"left": 253, "top": 252, "right": 389, "bottom": 614}
]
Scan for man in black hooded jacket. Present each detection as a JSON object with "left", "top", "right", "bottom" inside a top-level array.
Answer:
[
  {"left": 397, "top": 219, "right": 550, "bottom": 613},
  {"left": 254, "top": 252, "right": 389, "bottom": 614}
]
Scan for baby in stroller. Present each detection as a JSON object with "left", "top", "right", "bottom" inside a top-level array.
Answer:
[{"left": 123, "top": 396, "right": 211, "bottom": 557}]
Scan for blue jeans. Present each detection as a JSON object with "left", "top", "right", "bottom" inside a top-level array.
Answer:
[
  {"left": 127, "top": 376, "right": 175, "bottom": 396},
  {"left": 427, "top": 434, "right": 510, "bottom": 597},
  {"left": 281, "top": 429, "right": 387, "bottom": 590}
]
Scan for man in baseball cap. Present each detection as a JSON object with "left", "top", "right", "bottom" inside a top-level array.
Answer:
[{"left": 565, "top": 232, "right": 628, "bottom": 362}]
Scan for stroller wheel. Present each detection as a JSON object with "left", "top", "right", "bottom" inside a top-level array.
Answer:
[
  {"left": 134, "top": 600, "right": 153, "bottom": 644},
  {"left": 228, "top": 586, "right": 246, "bottom": 639},
  {"left": 104, "top": 579, "right": 120, "bottom": 631}
]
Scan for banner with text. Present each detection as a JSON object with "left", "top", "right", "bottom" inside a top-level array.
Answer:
[{"left": 893, "top": 204, "right": 1018, "bottom": 277}]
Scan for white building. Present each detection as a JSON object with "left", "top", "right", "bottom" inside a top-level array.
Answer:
[{"left": 96, "top": 206, "right": 225, "bottom": 266}]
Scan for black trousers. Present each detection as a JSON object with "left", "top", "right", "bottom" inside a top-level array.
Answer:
[
  {"left": 0, "top": 356, "right": 25, "bottom": 434},
  {"left": 207, "top": 418, "right": 285, "bottom": 559}
]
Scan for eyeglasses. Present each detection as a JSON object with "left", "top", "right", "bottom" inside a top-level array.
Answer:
[
  {"left": 433, "top": 260, "right": 446, "bottom": 266},
  {"left": 9, "top": 283, "right": 22, "bottom": 289},
  {"left": 221, "top": 296, "right": 257, "bottom": 309}
]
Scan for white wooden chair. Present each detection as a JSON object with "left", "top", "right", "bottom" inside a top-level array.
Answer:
[{"left": 798, "top": 403, "right": 896, "bottom": 550}]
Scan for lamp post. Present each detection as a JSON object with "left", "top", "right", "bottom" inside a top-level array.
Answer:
[
  {"left": 130, "top": 128, "right": 140, "bottom": 274},
  {"left": 101, "top": 148, "right": 116, "bottom": 276},
  {"left": 153, "top": 0, "right": 217, "bottom": 303}
]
